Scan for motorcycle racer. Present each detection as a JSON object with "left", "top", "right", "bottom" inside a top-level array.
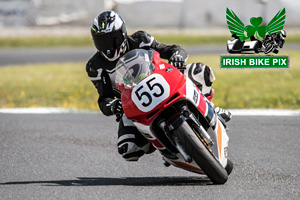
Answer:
[
  {"left": 86, "top": 10, "right": 231, "bottom": 161},
  {"left": 262, "top": 30, "right": 286, "bottom": 54}
]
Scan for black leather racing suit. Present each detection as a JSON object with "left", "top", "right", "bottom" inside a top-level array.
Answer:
[
  {"left": 86, "top": 31, "right": 188, "bottom": 161},
  {"left": 86, "top": 31, "right": 188, "bottom": 115}
]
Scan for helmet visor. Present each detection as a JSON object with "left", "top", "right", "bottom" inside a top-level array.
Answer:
[{"left": 93, "top": 30, "right": 125, "bottom": 58}]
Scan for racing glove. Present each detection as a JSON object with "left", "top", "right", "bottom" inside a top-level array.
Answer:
[
  {"left": 169, "top": 51, "right": 185, "bottom": 69},
  {"left": 106, "top": 99, "right": 123, "bottom": 115}
]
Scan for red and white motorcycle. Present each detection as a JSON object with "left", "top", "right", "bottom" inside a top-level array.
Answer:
[{"left": 115, "top": 49, "right": 233, "bottom": 184}]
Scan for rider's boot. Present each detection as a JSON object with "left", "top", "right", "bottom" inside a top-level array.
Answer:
[
  {"left": 118, "top": 114, "right": 155, "bottom": 161},
  {"left": 118, "top": 133, "right": 154, "bottom": 161},
  {"left": 207, "top": 100, "right": 232, "bottom": 122}
]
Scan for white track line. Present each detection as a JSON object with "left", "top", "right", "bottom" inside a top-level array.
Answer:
[
  {"left": 230, "top": 109, "right": 300, "bottom": 116},
  {"left": 0, "top": 107, "right": 71, "bottom": 114},
  {"left": 0, "top": 108, "right": 300, "bottom": 116}
]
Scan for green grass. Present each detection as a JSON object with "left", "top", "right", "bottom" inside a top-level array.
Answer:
[
  {"left": 0, "top": 62, "right": 99, "bottom": 110},
  {"left": 154, "top": 33, "right": 300, "bottom": 46},
  {"left": 153, "top": 34, "right": 229, "bottom": 46},
  {"left": 188, "top": 50, "right": 300, "bottom": 109},
  {"left": 0, "top": 33, "right": 299, "bottom": 48},
  {"left": 0, "top": 51, "right": 299, "bottom": 110}
]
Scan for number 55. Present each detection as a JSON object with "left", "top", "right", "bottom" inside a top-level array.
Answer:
[{"left": 135, "top": 77, "right": 164, "bottom": 107}]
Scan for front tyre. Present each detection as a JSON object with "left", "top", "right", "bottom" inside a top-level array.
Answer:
[
  {"left": 173, "top": 121, "right": 228, "bottom": 184},
  {"left": 225, "top": 158, "right": 233, "bottom": 175}
]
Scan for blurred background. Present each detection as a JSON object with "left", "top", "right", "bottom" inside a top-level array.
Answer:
[
  {"left": 0, "top": 0, "right": 299, "bottom": 110},
  {"left": 1, "top": 0, "right": 300, "bottom": 30}
]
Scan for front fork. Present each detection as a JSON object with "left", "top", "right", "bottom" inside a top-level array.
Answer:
[
  {"left": 180, "top": 105, "right": 214, "bottom": 147},
  {"left": 158, "top": 120, "right": 192, "bottom": 163},
  {"left": 158, "top": 104, "right": 214, "bottom": 163}
]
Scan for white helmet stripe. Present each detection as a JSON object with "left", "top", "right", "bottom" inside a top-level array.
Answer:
[{"left": 93, "top": 18, "right": 99, "bottom": 29}]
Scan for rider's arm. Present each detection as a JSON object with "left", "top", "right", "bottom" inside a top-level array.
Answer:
[
  {"left": 130, "top": 31, "right": 188, "bottom": 62},
  {"left": 152, "top": 40, "right": 188, "bottom": 62},
  {"left": 86, "top": 53, "right": 115, "bottom": 116}
]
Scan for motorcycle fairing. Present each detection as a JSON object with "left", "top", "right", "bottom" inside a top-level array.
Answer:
[
  {"left": 122, "top": 60, "right": 209, "bottom": 125},
  {"left": 121, "top": 61, "right": 186, "bottom": 125},
  {"left": 120, "top": 50, "right": 229, "bottom": 174}
]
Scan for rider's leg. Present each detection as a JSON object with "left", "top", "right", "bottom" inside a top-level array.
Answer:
[
  {"left": 207, "top": 100, "right": 232, "bottom": 122},
  {"left": 117, "top": 114, "right": 155, "bottom": 161},
  {"left": 184, "top": 63, "right": 232, "bottom": 122},
  {"left": 184, "top": 62, "right": 215, "bottom": 96}
]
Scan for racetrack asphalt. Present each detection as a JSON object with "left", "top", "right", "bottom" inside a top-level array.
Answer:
[
  {"left": 1, "top": 43, "right": 299, "bottom": 66},
  {"left": 0, "top": 113, "right": 299, "bottom": 200}
]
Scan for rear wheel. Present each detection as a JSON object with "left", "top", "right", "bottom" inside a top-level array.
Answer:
[{"left": 173, "top": 121, "right": 228, "bottom": 184}]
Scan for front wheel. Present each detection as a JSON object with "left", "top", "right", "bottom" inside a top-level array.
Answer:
[{"left": 173, "top": 121, "right": 228, "bottom": 184}]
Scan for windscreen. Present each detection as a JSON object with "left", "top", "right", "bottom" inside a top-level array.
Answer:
[{"left": 115, "top": 49, "right": 155, "bottom": 89}]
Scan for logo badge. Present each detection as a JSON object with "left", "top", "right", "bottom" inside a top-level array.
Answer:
[
  {"left": 226, "top": 8, "right": 286, "bottom": 54},
  {"left": 221, "top": 8, "right": 289, "bottom": 69}
]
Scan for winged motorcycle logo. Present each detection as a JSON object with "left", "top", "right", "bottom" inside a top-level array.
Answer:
[
  {"left": 221, "top": 8, "right": 289, "bottom": 69},
  {"left": 226, "top": 8, "right": 286, "bottom": 54}
]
